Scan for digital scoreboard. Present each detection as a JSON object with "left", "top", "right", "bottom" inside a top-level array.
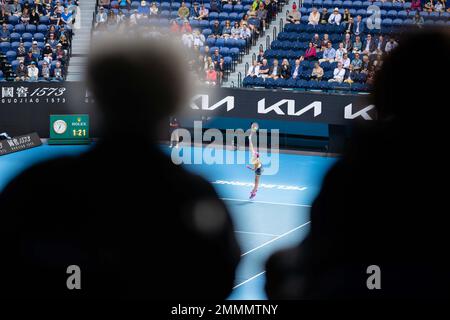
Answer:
[{"left": 48, "top": 114, "right": 90, "bottom": 145}]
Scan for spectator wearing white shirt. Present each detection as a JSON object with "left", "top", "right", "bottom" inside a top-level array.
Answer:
[
  {"left": 291, "top": 57, "right": 303, "bottom": 79},
  {"left": 328, "top": 8, "right": 341, "bottom": 26},
  {"left": 198, "top": 4, "right": 209, "bottom": 20},
  {"left": 287, "top": 5, "right": 301, "bottom": 24},
  {"left": 342, "top": 53, "right": 350, "bottom": 69},
  {"left": 329, "top": 62, "right": 345, "bottom": 82},
  {"left": 434, "top": 0, "right": 444, "bottom": 12},
  {"left": 193, "top": 30, "right": 205, "bottom": 47},
  {"left": 182, "top": 32, "right": 194, "bottom": 47},
  {"left": 247, "top": 60, "right": 260, "bottom": 77},
  {"left": 231, "top": 21, "right": 240, "bottom": 38},
  {"left": 240, "top": 22, "right": 251, "bottom": 39},
  {"left": 308, "top": 7, "right": 320, "bottom": 25},
  {"left": 27, "top": 62, "right": 39, "bottom": 81},
  {"left": 41, "top": 61, "right": 51, "bottom": 80},
  {"left": 96, "top": 7, "right": 107, "bottom": 27},
  {"left": 385, "top": 38, "right": 398, "bottom": 53},
  {"left": 334, "top": 42, "right": 347, "bottom": 63}
]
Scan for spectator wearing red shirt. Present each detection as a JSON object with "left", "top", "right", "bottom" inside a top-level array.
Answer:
[
  {"left": 180, "top": 20, "right": 192, "bottom": 33},
  {"left": 304, "top": 42, "right": 317, "bottom": 60},
  {"left": 170, "top": 20, "right": 180, "bottom": 32},
  {"left": 205, "top": 64, "right": 217, "bottom": 86},
  {"left": 411, "top": 0, "right": 422, "bottom": 11}
]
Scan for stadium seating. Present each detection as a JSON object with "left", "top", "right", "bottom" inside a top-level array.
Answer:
[
  {"left": 243, "top": 1, "right": 450, "bottom": 92},
  {"left": 94, "top": 0, "right": 284, "bottom": 81},
  {"left": 1, "top": 0, "right": 76, "bottom": 81}
]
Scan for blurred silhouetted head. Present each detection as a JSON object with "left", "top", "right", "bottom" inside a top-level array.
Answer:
[
  {"left": 87, "top": 36, "right": 190, "bottom": 138},
  {"left": 373, "top": 29, "right": 450, "bottom": 124}
]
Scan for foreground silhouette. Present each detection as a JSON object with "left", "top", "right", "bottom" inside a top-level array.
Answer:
[
  {"left": 266, "top": 29, "right": 450, "bottom": 299},
  {"left": 0, "top": 38, "right": 240, "bottom": 299}
]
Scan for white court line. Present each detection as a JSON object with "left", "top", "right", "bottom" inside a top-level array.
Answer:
[
  {"left": 233, "top": 271, "right": 266, "bottom": 289},
  {"left": 232, "top": 222, "right": 311, "bottom": 290},
  {"left": 221, "top": 197, "right": 312, "bottom": 208},
  {"left": 235, "top": 231, "right": 280, "bottom": 237},
  {"left": 241, "top": 221, "right": 311, "bottom": 257}
]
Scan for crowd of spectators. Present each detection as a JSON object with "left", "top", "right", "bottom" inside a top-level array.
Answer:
[
  {"left": 288, "top": 0, "right": 449, "bottom": 27},
  {"left": 94, "top": 0, "right": 282, "bottom": 86},
  {"left": 243, "top": 0, "right": 448, "bottom": 90},
  {"left": 247, "top": 28, "right": 397, "bottom": 87},
  {"left": 0, "top": 0, "right": 77, "bottom": 81}
]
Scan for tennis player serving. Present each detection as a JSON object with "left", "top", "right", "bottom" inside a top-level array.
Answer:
[{"left": 247, "top": 123, "right": 263, "bottom": 199}]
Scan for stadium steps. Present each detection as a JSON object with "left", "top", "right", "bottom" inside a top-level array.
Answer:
[
  {"left": 66, "top": 0, "right": 97, "bottom": 81},
  {"left": 224, "top": 4, "right": 291, "bottom": 87}
]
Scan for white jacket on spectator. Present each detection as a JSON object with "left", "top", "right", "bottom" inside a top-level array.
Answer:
[
  {"left": 182, "top": 33, "right": 194, "bottom": 47},
  {"left": 308, "top": 12, "right": 320, "bottom": 25},
  {"left": 335, "top": 48, "right": 347, "bottom": 63},
  {"left": 247, "top": 64, "right": 260, "bottom": 77},
  {"left": 328, "top": 12, "right": 342, "bottom": 25},
  {"left": 28, "top": 66, "right": 39, "bottom": 79},
  {"left": 193, "top": 34, "right": 205, "bottom": 47},
  {"left": 342, "top": 58, "right": 350, "bottom": 69},
  {"left": 331, "top": 67, "right": 345, "bottom": 82}
]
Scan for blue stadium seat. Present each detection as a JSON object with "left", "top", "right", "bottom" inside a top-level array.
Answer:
[
  {"left": 392, "top": 2, "right": 403, "bottom": 9},
  {"left": 206, "top": 37, "right": 216, "bottom": 47},
  {"left": 8, "top": 15, "right": 19, "bottom": 25},
  {"left": 10, "top": 32, "right": 21, "bottom": 42},
  {"left": 429, "top": 11, "right": 440, "bottom": 20},
  {"left": 352, "top": 0, "right": 363, "bottom": 9},
  {"left": 229, "top": 47, "right": 240, "bottom": 59},
  {"left": 11, "top": 60, "right": 20, "bottom": 72},
  {"left": 229, "top": 12, "right": 238, "bottom": 21},
  {"left": 215, "top": 38, "right": 225, "bottom": 47},
  {"left": 37, "top": 24, "right": 48, "bottom": 33},
  {"left": 313, "top": 0, "right": 323, "bottom": 7},
  {"left": 160, "top": 2, "right": 170, "bottom": 10},
  {"left": 397, "top": 10, "right": 407, "bottom": 19},
  {"left": 218, "top": 12, "right": 229, "bottom": 21},
  {"left": 21, "top": 32, "right": 33, "bottom": 42},
  {"left": 10, "top": 41, "right": 19, "bottom": 50},
  {"left": 209, "top": 12, "right": 219, "bottom": 20},
  {"left": 202, "top": 28, "right": 212, "bottom": 37},
  {"left": 222, "top": 4, "right": 233, "bottom": 12},
  {"left": 234, "top": 4, "right": 244, "bottom": 12},
  {"left": 342, "top": 0, "right": 352, "bottom": 8},
  {"left": 392, "top": 18, "right": 403, "bottom": 26},
  {"left": 382, "top": 2, "right": 393, "bottom": 9},
  {"left": 387, "top": 10, "right": 397, "bottom": 19},
  {"left": 0, "top": 42, "right": 11, "bottom": 53},
  {"left": 14, "top": 24, "right": 25, "bottom": 34},
  {"left": 333, "top": 0, "right": 343, "bottom": 8},
  {"left": 33, "top": 33, "right": 45, "bottom": 42}
]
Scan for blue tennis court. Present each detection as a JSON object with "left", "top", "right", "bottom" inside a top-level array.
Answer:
[{"left": 0, "top": 143, "right": 337, "bottom": 299}]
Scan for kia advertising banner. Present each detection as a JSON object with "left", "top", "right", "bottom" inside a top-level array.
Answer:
[
  {"left": 188, "top": 87, "right": 375, "bottom": 125},
  {"left": 0, "top": 83, "right": 375, "bottom": 137}
]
